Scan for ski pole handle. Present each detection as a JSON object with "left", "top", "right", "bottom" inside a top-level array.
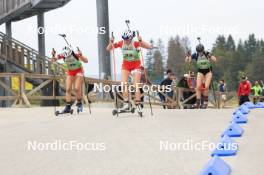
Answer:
[
  {"left": 76, "top": 47, "right": 83, "bottom": 56},
  {"left": 52, "top": 48, "right": 56, "bottom": 57},
  {"left": 187, "top": 50, "right": 191, "bottom": 57},
  {"left": 110, "top": 31, "right": 115, "bottom": 44},
  {"left": 125, "top": 20, "right": 130, "bottom": 30},
  {"left": 136, "top": 30, "right": 143, "bottom": 42}
]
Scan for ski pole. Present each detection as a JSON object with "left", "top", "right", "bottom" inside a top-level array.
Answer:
[
  {"left": 144, "top": 68, "right": 153, "bottom": 116},
  {"left": 109, "top": 32, "right": 118, "bottom": 116},
  {"left": 209, "top": 67, "right": 218, "bottom": 108},
  {"left": 211, "top": 80, "right": 218, "bottom": 108},
  {"left": 137, "top": 31, "right": 153, "bottom": 116},
  {"left": 51, "top": 48, "right": 58, "bottom": 116},
  {"left": 187, "top": 50, "right": 191, "bottom": 75},
  {"left": 59, "top": 34, "right": 71, "bottom": 47},
  {"left": 125, "top": 20, "right": 131, "bottom": 30},
  {"left": 77, "top": 47, "right": 91, "bottom": 115},
  {"left": 111, "top": 32, "right": 117, "bottom": 81},
  {"left": 136, "top": 31, "right": 145, "bottom": 66},
  {"left": 115, "top": 86, "right": 119, "bottom": 117}
]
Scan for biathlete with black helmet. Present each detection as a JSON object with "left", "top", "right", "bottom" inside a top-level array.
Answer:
[
  {"left": 185, "top": 44, "right": 217, "bottom": 109},
  {"left": 51, "top": 46, "right": 88, "bottom": 114},
  {"left": 107, "top": 29, "right": 151, "bottom": 115}
]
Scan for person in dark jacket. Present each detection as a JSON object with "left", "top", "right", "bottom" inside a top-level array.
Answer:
[{"left": 158, "top": 69, "right": 174, "bottom": 109}]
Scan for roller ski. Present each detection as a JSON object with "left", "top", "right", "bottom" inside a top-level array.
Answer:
[
  {"left": 136, "top": 103, "right": 143, "bottom": 117},
  {"left": 192, "top": 99, "right": 201, "bottom": 109},
  {"left": 55, "top": 103, "right": 74, "bottom": 116},
  {"left": 112, "top": 102, "right": 136, "bottom": 116},
  {"left": 76, "top": 102, "right": 83, "bottom": 114}
]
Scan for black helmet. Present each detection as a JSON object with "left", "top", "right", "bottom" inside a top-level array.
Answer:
[{"left": 196, "top": 44, "right": 204, "bottom": 53}]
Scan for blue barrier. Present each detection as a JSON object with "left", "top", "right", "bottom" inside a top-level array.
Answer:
[
  {"left": 238, "top": 105, "right": 250, "bottom": 114},
  {"left": 199, "top": 102, "right": 263, "bottom": 174},
  {"left": 212, "top": 135, "right": 238, "bottom": 156},
  {"left": 243, "top": 102, "right": 255, "bottom": 109},
  {"left": 221, "top": 122, "right": 244, "bottom": 137},
  {"left": 255, "top": 102, "right": 264, "bottom": 108},
  {"left": 232, "top": 113, "right": 248, "bottom": 124},
  {"left": 200, "top": 156, "right": 231, "bottom": 175},
  {"left": 233, "top": 110, "right": 243, "bottom": 116}
]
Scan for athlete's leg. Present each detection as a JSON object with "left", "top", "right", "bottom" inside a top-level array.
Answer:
[
  {"left": 118, "top": 69, "right": 131, "bottom": 111},
  {"left": 204, "top": 71, "right": 213, "bottom": 96},
  {"left": 121, "top": 69, "right": 130, "bottom": 101},
  {"left": 66, "top": 75, "right": 74, "bottom": 102},
  {"left": 75, "top": 75, "right": 84, "bottom": 103},
  {"left": 195, "top": 72, "right": 204, "bottom": 108},
  {"left": 63, "top": 75, "right": 74, "bottom": 112},
  {"left": 202, "top": 72, "right": 212, "bottom": 108},
  {"left": 133, "top": 70, "right": 142, "bottom": 103}
]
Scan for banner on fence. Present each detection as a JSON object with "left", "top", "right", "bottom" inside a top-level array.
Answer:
[{"left": 11, "top": 76, "right": 33, "bottom": 91}]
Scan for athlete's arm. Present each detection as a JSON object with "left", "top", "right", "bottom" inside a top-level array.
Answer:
[
  {"left": 185, "top": 56, "right": 192, "bottom": 63},
  {"left": 79, "top": 55, "right": 88, "bottom": 63},
  {"left": 137, "top": 36, "right": 151, "bottom": 49},
  {"left": 76, "top": 49, "right": 88, "bottom": 63},
  {"left": 106, "top": 37, "right": 115, "bottom": 51},
  {"left": 185, "top": 51, "right": 192, "bottom": 63},
  {"left": 209, "top": 55, "right": 217, "bottom": 62},
  {"left": 139, "top": 41, "right": 151, "bottom": 49},
  {"left": 51, "top": 49, "right": 57, "bottom": 62},
  {"left": 185, "top": 53, "right": 196, "bottom": 63}
]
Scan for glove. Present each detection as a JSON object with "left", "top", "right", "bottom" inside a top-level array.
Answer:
[
  {"left": 186, "top": 50, "right": 191, "bottom": 57},
  {"left": 204, "top": 51, "right": 211, "bottom": 58},
  {"left": 52, "top": 48, "right": 56, "bottom": 57}
]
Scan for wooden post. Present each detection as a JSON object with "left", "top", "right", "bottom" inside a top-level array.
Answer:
[{"left": 20, "top": 73, "right": 31, "bottom": 107}]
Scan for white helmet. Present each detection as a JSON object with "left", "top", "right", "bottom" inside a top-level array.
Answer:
[
  {"left": 122, "top": 29, "right": 134, "bottom": 40},
  {"left": 62, "top": 46, "right": 72, "bottom": 57}
]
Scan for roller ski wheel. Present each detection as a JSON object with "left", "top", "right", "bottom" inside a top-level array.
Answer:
[
  {"left": 55, "top": 109, "right": 74, "bottom": 116},
  {"left": 138, "top": 111, "right": 143, "bottom": 117},
  {"left": 112, "top": 109, "right": 118, "bottom": 116},
  {"left": 112, "top": 108, "right": 136, "bottom": 116},
  {"left": 200, "top": 105, "right": 208, "bottom": 109},
  {"left": 136, "top": 105, "right": 143, "bottom": 117},
  {"left": 76, "top": 105, "right": 83, "bottom": 114},
  {"left": 131, "top": 107, "right": 136, "bottom": 114}
]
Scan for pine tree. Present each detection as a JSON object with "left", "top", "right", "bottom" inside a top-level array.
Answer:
[
  {"left": 226, "top": 35, "right": 236, "bottom": 52},
  {"left": 156, "top": 38, "right": 166, "bottom": 68},
  {"left": 244, "top": 34, "right": 257, "bottom": 60},
  {"left": 213, "top": 35, "right": 226, "bottom": 52},
  {"left": 152, "top": 50, "right": 164, "bottom": 83},
  {"left": 167, "top": 36, "right": 187, "bottom": 77},
  {"left": 145, "top": 39, "right": 155, "bottom": 81}
]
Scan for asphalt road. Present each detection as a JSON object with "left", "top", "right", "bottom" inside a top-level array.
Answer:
[{"left": 0, "top": 107, "right": 263, "bottom": 175}]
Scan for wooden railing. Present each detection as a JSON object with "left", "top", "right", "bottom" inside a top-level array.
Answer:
[
  {"left": 0, "top": 73, "right": 118, "bottom": 107},
  {"left": 0, "top": 0, "right": 30, "bottom": 16},
  {"left": 0, "top": 72, "right": 231, "bottom": 108},
  {"left": 0, "top": 31, "right": 64, "bottom": 75}
]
